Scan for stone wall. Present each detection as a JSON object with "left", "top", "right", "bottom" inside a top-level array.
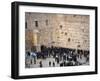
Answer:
[{"left": 25, "top": 12, "right": 89, "bottom": 52}]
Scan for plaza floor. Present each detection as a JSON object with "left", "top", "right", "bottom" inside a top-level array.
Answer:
[{"left": 29, "top": 57, "right": 60, "bottom": 68}]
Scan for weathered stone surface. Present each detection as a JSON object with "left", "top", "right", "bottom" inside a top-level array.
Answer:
[{"left": 25, "top": 13, "right": 89, "bottom": 51}]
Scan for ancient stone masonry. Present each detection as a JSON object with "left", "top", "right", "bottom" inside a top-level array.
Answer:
[{"left": 25, "top": 12, "right": 89, "bottom": 52}]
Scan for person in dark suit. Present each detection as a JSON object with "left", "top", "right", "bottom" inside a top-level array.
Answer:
[
  {"left": 53, "top": 61, "right": 55, "bottom": 67},
  {"left": 39, "top": 61, "right": 43, "bottom": 67},
  {"left": 49, "top": 61, "right": 51, "bottom": 67}
]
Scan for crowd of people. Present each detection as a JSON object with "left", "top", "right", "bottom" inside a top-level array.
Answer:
[{"left": 25, "top": 45, "right": 89, "bottom": 68}]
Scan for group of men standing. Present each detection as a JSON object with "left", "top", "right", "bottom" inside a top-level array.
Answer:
[{"left": 25, "top": 45, "right": 89, "bottom": 68}]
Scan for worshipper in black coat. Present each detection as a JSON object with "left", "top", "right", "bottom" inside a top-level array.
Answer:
[
  {"left": 53, "top": 61, "right": 55, "bottom": 67},
  {"left": 63, "top": 53, "right": 67, "bottom": 61},
  {"left": 49, "top": 61, "right": 51, "bottom": 67},
  {"left": 39, "top": 61, "right": 43, "bottom": 67}
]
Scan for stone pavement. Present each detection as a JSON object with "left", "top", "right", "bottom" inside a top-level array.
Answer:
[{"left": 30, "top": 57, "right": 60, "bottom": 68}]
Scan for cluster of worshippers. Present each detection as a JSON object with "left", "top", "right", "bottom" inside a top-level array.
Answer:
[{"left": 25, "top": 45, "right": 89, "bottom": 68}]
